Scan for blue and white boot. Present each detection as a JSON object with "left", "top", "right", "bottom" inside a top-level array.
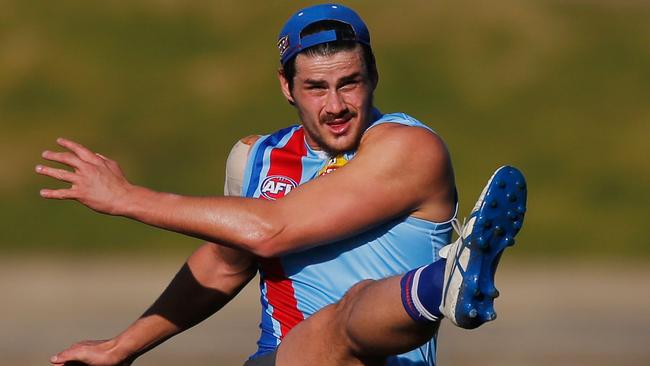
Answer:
[{"left": 439, "top": 166, "right": 527, "bottom": 329}]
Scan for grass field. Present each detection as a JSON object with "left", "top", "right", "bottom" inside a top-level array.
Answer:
[{"left": 1, "top": 1, "right": 649, "bottom": 258}]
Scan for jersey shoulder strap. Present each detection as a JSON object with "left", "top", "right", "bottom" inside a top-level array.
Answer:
[{"left": 369, "top": 111, "right": 435, "bottom": 133}]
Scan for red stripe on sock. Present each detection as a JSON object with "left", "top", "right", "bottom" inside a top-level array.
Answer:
[{"left": 403, "top": 271, "right": 419, "bottom": 316}]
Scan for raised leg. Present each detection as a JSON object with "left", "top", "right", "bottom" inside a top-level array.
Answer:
[
  {"left": 274, "top": 166, "right": 528, "bottom": 365},
  {"left": 276, "top": 275, "right": 439, "bottom": 366}
]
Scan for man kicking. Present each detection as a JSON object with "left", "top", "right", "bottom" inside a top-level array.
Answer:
[{"left": 38, "top": 4, "right": 527, "bottom": 366}]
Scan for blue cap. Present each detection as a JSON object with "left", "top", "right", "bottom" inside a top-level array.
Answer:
[{"left": 277, "top": 3, "right": 371, "bottom": 65}]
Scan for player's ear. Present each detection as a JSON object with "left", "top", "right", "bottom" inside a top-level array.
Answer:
[{"left": 278, "top": 68, "right": 295, "bottom": 105}]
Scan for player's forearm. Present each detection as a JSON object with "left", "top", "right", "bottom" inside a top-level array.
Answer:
[
  {"left": 108, "top": 314, "right": 181, "bottom": 363},
  {"left": 38, "top": 137, "right": 417, "bottom": 258},
  {"left": 116, "top": 185, "right": 382, "bottom": 257},
  {"left": 111, "top": 244, "right": 257, "bottom": 361},
  {"left": 142, "top": 247, "right": 256, "bottom": 330},
  {"left": 116, "top": 185, "right": 283, "bottom": 256}
]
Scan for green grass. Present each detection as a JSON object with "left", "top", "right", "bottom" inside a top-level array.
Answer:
[{"left": 1, "top": 0, "right": 649, "bottom": 258}]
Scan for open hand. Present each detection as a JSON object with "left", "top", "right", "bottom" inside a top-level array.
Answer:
[
  {"left": 36, "top": 138, "right": 134, "bottom": 215},
  {"left": 50, "top": 339, "right": 133, "bottom": 366}
]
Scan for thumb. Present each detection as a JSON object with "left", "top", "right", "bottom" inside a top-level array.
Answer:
[
  {"left": 50, "top": 349, "right": 85, "bottom": 365},
  {"left": 50, "top": 353, "right": 64, "bottom": 363}
]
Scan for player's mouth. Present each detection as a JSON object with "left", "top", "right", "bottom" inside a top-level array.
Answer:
[{"left": 324, "top": 115, "right": 353, "bottom": 135}]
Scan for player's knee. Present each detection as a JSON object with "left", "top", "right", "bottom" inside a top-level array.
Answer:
[
  {"left": 337, "top": 279, "right": 373, "bottom": 313},
  {"left": 332, "top": 280, "right": 376, "bottom": 354},
  {"left": 346, "top": 279, "right": 374, "bottom": 299}
]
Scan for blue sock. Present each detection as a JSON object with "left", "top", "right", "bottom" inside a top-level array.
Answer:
[{"left": 400, "top": 259, "right": 446, "bottom": 323}]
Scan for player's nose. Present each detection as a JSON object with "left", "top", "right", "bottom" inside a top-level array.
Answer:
[{"left": 324, "top": 90, "right": 347, "bottom": 116}]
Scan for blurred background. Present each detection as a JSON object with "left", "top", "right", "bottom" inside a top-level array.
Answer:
[{"left": 1, "top": 0, "right": 649, "bottom": 365}]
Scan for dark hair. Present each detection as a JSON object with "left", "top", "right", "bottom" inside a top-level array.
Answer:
[{"left": 282, "top": 20, "right": 378, "bottom": 92}]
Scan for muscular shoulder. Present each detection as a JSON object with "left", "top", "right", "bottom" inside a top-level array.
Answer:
[
  {"left": 357, "top": 123, "right": 455, "bottom": 221},
  {"left": 359, "top": 123, "right": 450, "bottom": 171}
]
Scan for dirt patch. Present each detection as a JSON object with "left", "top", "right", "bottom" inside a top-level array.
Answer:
[{"left": 1, "top": 257, "right": 648, "bottom": 366}]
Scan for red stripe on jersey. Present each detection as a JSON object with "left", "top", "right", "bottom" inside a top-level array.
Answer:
[{"left": 259, "top": 128, "right": 307, "bottom": 338}]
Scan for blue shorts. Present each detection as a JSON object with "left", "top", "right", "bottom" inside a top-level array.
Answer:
[{"left": 243, "top": 351, "right": 276, "bottom": 366}]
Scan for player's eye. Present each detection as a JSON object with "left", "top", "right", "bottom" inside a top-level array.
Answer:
[{"left": 339, "top": 79, "right": 361, "bottom": 91}]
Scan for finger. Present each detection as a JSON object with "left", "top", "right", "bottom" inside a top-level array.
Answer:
[
  {"left": 35, "top": 165, "right": 78, "bottom": 183},
  {"left": 99, "top": 155, "right": 124, "bottom": 176},
  {"left": 49, "top": 354, "right": 67, "bottom": 364},
  {"left": 40, "top": 188, "right": 76, "bottom": 200},
  {"left": 50, "top": 352, "right": 71, "bottom": 364},
  {"left": 41, "top": 150, "right": 84, "bottom": 169},
  {"left": 57, "top": 138, "right": 102, "bottom": 164},
  {"left": 95, "top": 153, "right": 119, "bottom": 173},
  {"left": 50, "top": 346, "right": 85, "bottom": 365},
  {"left": 94, "top": 151, "right": 123, "bottom": 175},
  {"left": 50, "top": 354, "right": 86, "bottom": 365}
]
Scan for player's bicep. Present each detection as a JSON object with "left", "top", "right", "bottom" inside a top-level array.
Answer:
[
  {"left": 271, "top": 125, "right": 449, "bottom": 251},
  {"left": 189, "top": 136, "right": 259, "bottom": 288}
]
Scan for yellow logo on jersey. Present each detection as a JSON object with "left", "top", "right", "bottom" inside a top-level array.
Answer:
[{"left": 318, "top": 154, "right": 349, "bottom": 176}]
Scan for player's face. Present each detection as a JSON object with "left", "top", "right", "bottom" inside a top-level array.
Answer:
[{"left": 280, "top": 46, "right": 376, "bottom": 155}]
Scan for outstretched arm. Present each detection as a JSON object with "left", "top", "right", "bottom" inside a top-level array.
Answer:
[
  {"left": 49, "top": 139, "right": 258, "bottom": 366},
  {"left": 37, "top": 124, "right": 455, "bottom": 257}
]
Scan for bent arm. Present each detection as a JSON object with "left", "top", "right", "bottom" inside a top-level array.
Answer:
[
  {"left": 39, "top": 125, "right": 454, "bottom": 257},
  {"left": 115, "top": 244, "right": 256, "bottom": 360},
  {"left": 109, "top": 138, "right": 259, "bottom": 359},
  {"left": 50, "top": 140, "right": 258, "bottom": 366}
]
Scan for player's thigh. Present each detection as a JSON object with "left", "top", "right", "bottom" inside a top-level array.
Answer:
[{"left": 276, "top": 281, "right": 382, "bottom": 366}]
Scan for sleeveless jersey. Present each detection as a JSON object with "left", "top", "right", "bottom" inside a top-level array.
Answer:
[{"left": 241, "top": 110, "right": 454, "bottom": 366}]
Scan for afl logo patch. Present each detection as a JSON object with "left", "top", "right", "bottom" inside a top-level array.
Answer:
[{"left": 260, "top": 175, "right": 297, "bottom": 200}]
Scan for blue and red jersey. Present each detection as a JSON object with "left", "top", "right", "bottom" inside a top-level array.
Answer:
[{"left": 241, "top": 111, "right": 454, "bottom": 366}]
